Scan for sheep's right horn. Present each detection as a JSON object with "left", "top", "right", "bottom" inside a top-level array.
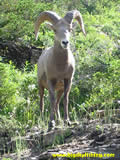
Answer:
[
  {"left": 64, "top": 10, "right": 86, "bottom": 36},
  {"left": 35, "top": 11, "right": 61, "bottom": 40}
]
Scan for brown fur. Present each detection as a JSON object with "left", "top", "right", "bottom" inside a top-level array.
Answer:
[
  {"left": 35, "top": 10, "right": 86, "bottom": 126},
  {"left": 38, "top": 41, "right": 75, "bottom": 121}
]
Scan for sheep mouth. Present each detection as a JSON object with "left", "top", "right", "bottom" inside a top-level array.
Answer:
[{"left": 61, "top": 44, "right": 69, "bottom": 49}]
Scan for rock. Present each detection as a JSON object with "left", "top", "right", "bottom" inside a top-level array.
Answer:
[{"left": 0, "top": 41, "right": 42, "bottom": 68}]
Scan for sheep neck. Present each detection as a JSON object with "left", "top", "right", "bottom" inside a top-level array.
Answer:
[{"left": 53, "top": 41, "right": 69, "bottom": 66}]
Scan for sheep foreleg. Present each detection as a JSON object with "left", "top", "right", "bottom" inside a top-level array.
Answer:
[
  {"left": 48, "top": 79, "right": 56, "bottom": 128},
  {"left": 63, "top": 78, "right": 72, "bottom": 123}
]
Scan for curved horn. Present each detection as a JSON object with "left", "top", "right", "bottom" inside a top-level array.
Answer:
[
  {"left": 64, "top": 10, "right": 86, "bottom": 36},
  {"left": 35, "top": 11, "right": 61, "bottom": 40}
]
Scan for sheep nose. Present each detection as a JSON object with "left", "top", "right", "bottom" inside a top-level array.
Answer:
[{"left": 62, "top": 41, "right": 69, "bottom": 45}]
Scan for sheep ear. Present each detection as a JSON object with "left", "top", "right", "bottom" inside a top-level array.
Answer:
[{"left": 45, "top": 22, "right": 56, "bottom": 32}]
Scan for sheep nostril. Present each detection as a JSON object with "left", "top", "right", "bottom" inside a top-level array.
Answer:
[{"left": 62, "top": 41, "right": 69, "bottom": 45}]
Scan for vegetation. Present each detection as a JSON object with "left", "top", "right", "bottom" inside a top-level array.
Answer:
[{"left": 0, "top": 0, "right": 120, "bottom": 156}]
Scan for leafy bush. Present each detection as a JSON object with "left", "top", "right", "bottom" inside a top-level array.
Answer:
[{"left": 0, "top": 60, "right": 38, "bottom": 126}]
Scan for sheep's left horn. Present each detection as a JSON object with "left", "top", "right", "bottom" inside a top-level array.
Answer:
[
  {"left": 64, "top": 10, "right": 86, "bottom": 36},
  {"left": 35, "top": 11, "right": 61, "bottom": 40}
]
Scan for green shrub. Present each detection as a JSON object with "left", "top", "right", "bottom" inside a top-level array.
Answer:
[
  {"left": 0, "top": 0, "right": 120, "bottom": 126},
  {"left": 75, "top": 58, "right": 120, "bottom": 118}
]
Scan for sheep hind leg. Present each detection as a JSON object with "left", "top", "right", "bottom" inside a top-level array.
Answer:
[
  {"left": 55, "top": 89, "right": 63, "bottom": 123},
  {"left": 38, "top": 83, "right": 44, "bottom": 113}
]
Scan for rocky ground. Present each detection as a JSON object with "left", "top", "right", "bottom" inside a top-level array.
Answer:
[{"left": 0, "top": 119, "right": 120, "bottom": 160}]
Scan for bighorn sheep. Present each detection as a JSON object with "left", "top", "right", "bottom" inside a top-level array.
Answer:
[{"left": 35, "top": 10, "right": 86, "bottom": 128}]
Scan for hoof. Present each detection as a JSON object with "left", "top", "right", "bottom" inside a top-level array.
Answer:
[
  {"left": 56, "top": 119, "right": 63, "bottom": 125},
  {"left": 48, "top": 120, "right": 55, "bottom": 131},
  {"left": 64, "top": 119, "right": 71, "bottom": 126}
]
